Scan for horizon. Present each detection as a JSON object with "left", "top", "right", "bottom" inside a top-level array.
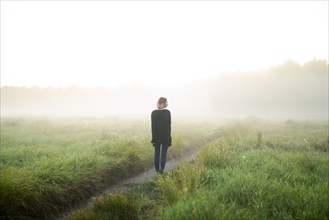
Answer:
[{"left": 1, "top": 59, "right": 328, "bottom": 119}]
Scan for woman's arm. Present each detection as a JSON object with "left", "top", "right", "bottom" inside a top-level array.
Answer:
[{"left": 151, "top": 111, "right": 156, "bottom": 143}]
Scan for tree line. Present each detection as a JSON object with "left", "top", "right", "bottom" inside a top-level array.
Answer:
[{"left": 1, "top": 59, "right": 328, "bottom": 118}]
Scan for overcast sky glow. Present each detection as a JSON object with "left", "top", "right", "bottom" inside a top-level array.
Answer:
[{"left": 1, "top": 1, "right": 328, "bottom": 88}]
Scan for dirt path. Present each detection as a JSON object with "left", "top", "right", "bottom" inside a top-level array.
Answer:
[
  {"left": 58, "top": 135, "right": 220, "bottom": 219},
  {"left": 103, "top": 134, "right": 221, "bottom": 196},
  {"left": 104, "top": 147, "right": 200, "bottom": 195}
]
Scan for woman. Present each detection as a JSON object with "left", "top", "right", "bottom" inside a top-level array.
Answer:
[{"left": 151, "top": 97, "right": 172, "bottom": 174}]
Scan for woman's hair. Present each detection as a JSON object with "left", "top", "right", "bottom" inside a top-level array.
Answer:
[{"left": 158, "top": 97, "right": 168, "bottom": 108}]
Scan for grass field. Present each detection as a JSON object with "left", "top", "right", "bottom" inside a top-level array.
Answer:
[
  {"left": 65, "top": 119, "right": 329, "bottom": 220},
  {"left": 0, "top": 117, "right": 219, "bottom": 219}
]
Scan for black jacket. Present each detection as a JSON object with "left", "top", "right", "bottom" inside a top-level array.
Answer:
[{"left": 151, "top": 109, "right": 172, "bottom": 146}]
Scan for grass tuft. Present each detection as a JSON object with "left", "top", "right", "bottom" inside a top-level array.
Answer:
[{"left": 65, "top": 194, "right": 138, "bottom": 220}]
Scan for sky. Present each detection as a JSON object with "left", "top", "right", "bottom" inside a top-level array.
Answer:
[{"left": 1, "top": 1, "right": 328, "bottom": 88}]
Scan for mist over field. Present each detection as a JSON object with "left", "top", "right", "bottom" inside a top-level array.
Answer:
[{"left": 1, "top": 59, "right": 328, "bottom": 120}]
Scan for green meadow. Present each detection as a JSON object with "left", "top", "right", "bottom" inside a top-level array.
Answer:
[
  {"left": 66, "top": 119, "right": 329, "bottom": 220},
  {"left": 0, "top": 117, "right": 218, "bottom": 219}
]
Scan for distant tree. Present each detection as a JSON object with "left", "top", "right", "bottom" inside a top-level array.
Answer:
[
  {"left": 302, "top": 59, "right": 328, "bottom": 75},
  {"left": 269, "top": 60, "right": 301, "bottom": 75}
]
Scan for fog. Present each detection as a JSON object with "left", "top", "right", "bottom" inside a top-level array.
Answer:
[
  {"left": 2, "top": 1, "right": 328, "bottom": 121},
  {"left": 1, "top": 60, "right": 328, "bottom": 120}
]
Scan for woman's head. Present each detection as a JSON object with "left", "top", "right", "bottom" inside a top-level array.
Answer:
[{"left": 157, "top": 97, "right": 168, "bottom": 109}]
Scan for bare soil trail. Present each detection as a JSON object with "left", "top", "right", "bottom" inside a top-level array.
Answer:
[
  {"left": 104, "top": 146, "right": 202, "bottom": 194},
  {"left": 57, "top": 134, "right": 221, "bottom": 219}
]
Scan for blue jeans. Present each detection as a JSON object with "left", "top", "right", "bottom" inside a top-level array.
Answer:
[{"left": 154, "top": 144, "right": 169, "bottom": 172}]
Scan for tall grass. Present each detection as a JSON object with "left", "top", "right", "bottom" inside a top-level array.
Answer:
[
  {"left": 76, "top": 120, "right": 328, "bottom": 220},
  {"left": 0, "top": 117, "right": 217, "bottom": 219},
  {"left": 157, "top": 121, "right": 329, "bottom": 219}
]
